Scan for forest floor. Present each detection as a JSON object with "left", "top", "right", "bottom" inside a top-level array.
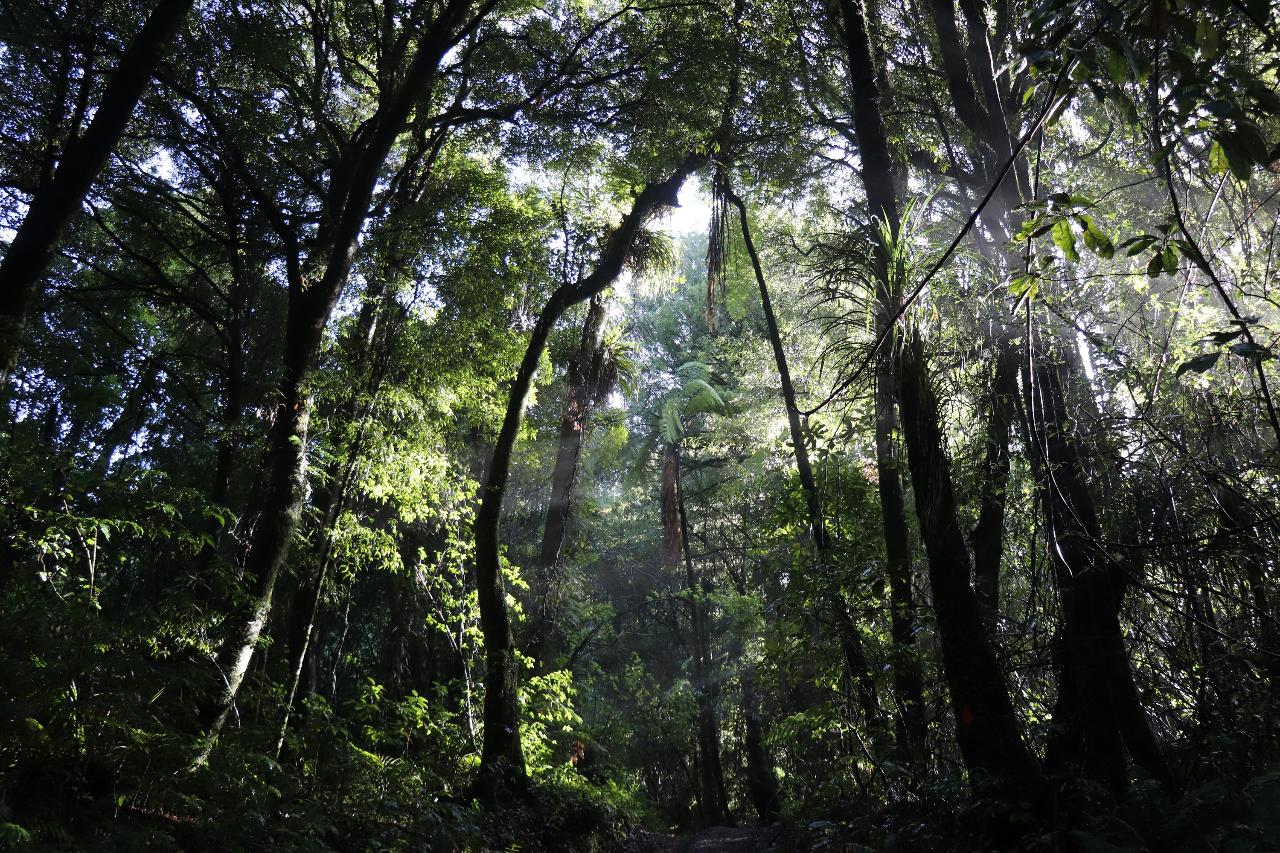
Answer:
[{"left": 621, "top": 825, "right": 779, "bottom": 852}]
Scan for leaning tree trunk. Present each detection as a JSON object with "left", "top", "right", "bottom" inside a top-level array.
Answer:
[
  {"left": 896, "top": 334, "right": 1044, "bottom": 801},
  {"left": 471, "top": 158, "right": 703, "bottom": 798},
  {"left": 277, "top": 267, "right": 403, "bottom": 756},
  {"left": 197, "top": 352, "right": 313, "bottom": 761},
  {"left": 0, "top": 0, "right": 196, "bottom": 388},
  {"left": 924, "top": 0, "right": 1027, "bottom": 637}
]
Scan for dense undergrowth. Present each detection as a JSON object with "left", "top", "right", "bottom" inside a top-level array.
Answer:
[{"left": 4, "top": 0, "right": 1280, "bottom": 848}]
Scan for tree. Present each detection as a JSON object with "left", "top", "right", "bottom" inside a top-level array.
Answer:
[
  {"left": 472, "top": 156, "right": 703, "bottom": 796},
  {"left": 0, "top": 0, "right": 196, "bottom": 388},
  {"left": 194, "top": 0, "right": 498, "bottom": 761},
  {"left": 829, "top": 0, "right": 1044, "bottom": 804}
]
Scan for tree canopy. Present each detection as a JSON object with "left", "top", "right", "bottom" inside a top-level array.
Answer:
[{"left": 2, "top": 0, "right": 1280, "bottom": 849}]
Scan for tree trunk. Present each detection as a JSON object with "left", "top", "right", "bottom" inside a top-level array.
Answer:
[
  {"left": 922, "top": 0, "right": 1030, "bottom": 638},
  {"left": 193, "top": 0, "right": 480, "bottom": 764},
  {"left": 931, "top": 0, "right": 1174, "bottom": 785},
  {"left": 532, "top": 293, "right": 609, "bottom": 664},
  {"left": 471, "top": 159, "right": 702, "bottom": 798},
  {"left": 896, "top": 333, "right": 1044, "bottom": 801},
  {"left": 729, "top": 188, "right": 893, "bottom": 754},
  {"left": 672, "top": 443, "right": 730, "bottom": 826},
  {"left": 1021, "top": 338, "right": 1174, "bottom": 792},
  {"left": 277, "top": 265, "right": 401, "bottom": 754},
  {"left": 0, "top": 0, "right": 196, "bottom": 387},
  {"left": 835, "top": 0, "right": 1038, "bottom": 798},
  {"left": 196, "top": 360, "right": 312, "bottom": 763},
  {"left": 742, "top": 665, "right": 780, "bottom": 822},
  {"left": 970, "top": 337, "right": 1017, "bottom": 627},
  {"left": 874, "top": 359, "right": 928, "bottom": 767}
]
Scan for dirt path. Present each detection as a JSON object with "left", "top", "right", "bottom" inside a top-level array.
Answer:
[{"left": 621, "top": 825, "right": 778, "bottom": 852}]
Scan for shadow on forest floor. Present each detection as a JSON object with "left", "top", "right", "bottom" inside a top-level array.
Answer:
[{"left": 621, "top": 825, "right": 779, "bottom": 852}]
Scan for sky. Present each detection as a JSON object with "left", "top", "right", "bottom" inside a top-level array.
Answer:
[{"left": 657, "top": 175, "right": 712, "bottom": 237}]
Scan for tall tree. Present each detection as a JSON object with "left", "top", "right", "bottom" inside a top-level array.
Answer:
[
  {"left": 0, "top": 0, "right": 196, "bottom": 388},
  {"left": 530, "top": 292, "right": 622, "bottom": 664},
  {"left": 924, "top": 0, "right": 1172, "bottom": 792},
  {"left": 832, "top": 0, "right": 1043, "bottom": 803},
  {"left": 472, "top": 156, "right": 703, "bottom": 796},
  {"left": 195, "top": 0, "right": 495, "bottom": 760},
  {"left": 728, "top": 186, "right": 904, "bottom": 758}
]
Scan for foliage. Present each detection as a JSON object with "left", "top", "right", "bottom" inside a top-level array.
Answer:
[{"left": 2, "top": 0, "right": 1280, "bottom": 847}]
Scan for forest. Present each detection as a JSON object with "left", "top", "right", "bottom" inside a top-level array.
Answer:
[{"left": 1, "top": 0, "right": 1279, "bottom": 849}]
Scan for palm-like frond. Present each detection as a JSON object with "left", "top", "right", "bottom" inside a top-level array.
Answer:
[{"left": 626, "top": 226, "right": 677, "bottom": 278}]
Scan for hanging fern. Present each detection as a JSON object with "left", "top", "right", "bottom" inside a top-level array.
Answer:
[{"left": 704, "top": 164, "right": 731, "bottom": 330}]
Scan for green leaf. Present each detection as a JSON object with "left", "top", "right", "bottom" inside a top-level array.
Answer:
[
  {"left": 1208, "top": 140, "right": 1230, "bottom": 175},
  {"left": 1230, "top": 341, "right": 1274, "bottom": 361},
  {"left": 1218, "top": 131, "right": 1256, "bottom": 181},
  {"left": 1176, "top": 352, "right": 1220, "bottom": 376},
  {"left": 1009, "top": 275, "right": 1040, "bottom": 302},
  {"left": 1204, "top": 329, "right": 1244, "bottom": 345},
  {"left": 660, "top": 399, "right": 682, "bottom": 443},
  {"left": 1235, "top": 119, "right": 1272, "bottom": 162},
  {"left": 1120, "top": 235, "right": 1157, "bottom": 256},
  {"left": 1052, "top": 219, "right": 1079, "bottom": 262},
  {"left": 1195, "top": 18, "right": 1219, "bottom": 60},
  {"left": 1079, "top": 216, "right": 1114, "bottom": 258},
  {"left": 1162, "top": 245, "right": 1179, "bottom": 275},
  {"left": 0, "top": 824, "right": 32, "bottom": 845},
  {"left": 1106, "top": 52, "right": 1128, "bottom": 85},
  {"left": 1146, "top": 252, "right": 1164, "bottom": 277}
]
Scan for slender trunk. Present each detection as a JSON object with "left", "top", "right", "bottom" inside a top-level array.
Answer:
[
  {"left": 0, "top": 0, "right": 196, "bottom": 387},
  {"left": 970, "top": 337, "right": 1017, "bottom": 626},
  {"left": 275, "top": 481, "right": 343, "bottom": 757},
  {"left": 729, "top": 188, "right": 891, "bottom": 749},
  {"left": 471, "top": 159, "right": 702, "bottom": 797},
  {"left": 673, "top": 444, "right": 729, "bottom": 826},
  {"left": 922, "top": 0, "right": 1027, "bottom": 638},
  {"left": 278, "top": 269, "right": 397, "bottom": 753},
  {"left": 532, "top": 294, "right": 609, "bottom": 665},
  {"left": 838, "top": 0, "right": 926, "bottom": 746},
  {"left": 874, "top": 362, "right": 928, "bottom": 766}
]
